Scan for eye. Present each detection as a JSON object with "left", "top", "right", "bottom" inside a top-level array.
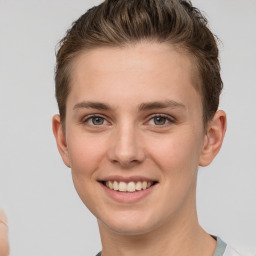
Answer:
[
  {"left": 152, "top": 116, "right": 167, "bottom": 125},
  {"left": 147, "top": 115, "right": 174, "bottom": 126},
  {"left": 83, "top": 115, "right": 108, "bottom": 126}
]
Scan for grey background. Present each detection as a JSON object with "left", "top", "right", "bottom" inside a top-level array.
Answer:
[{"left": 0, "top": 0, "right": 255, "bottom": 255}]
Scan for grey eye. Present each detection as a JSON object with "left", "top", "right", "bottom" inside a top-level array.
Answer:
[
  {"left": 91, "top": 117, "right": 105, "bottom": 125},
  {"left": 153, "top": 116, "right": 167, "bottom": 125}
]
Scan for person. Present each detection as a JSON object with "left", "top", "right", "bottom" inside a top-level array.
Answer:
[
  {"left": 52, "top": 0, "right": 241, "bottom": 255},
  {"left": 0, "top": 209, "right": 9, "bottom": 256}
]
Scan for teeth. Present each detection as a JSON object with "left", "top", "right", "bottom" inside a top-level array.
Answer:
[
  {"left": 119, "top": 182, "right": 127, "bottom": 192},
  {"left": 142, "top": 181, "right": 147, "bottom": 190},
  {"left": 105, "top": 180, "right": 154, "bottom": 192},
  {"left": 135, "top": 182, "right": 142, "bottom": 191},
  {"left": 113, "top": 181, "right": 119, "bottom": 190},
  {"left": 147, "top": 182, "right": 152, "bottom": 188},
  {"left": 127, "top": 182, "right": 136, "bottom": 192},
  {"left": 109, "top": 181, "right": 113, "bottom": 189}
]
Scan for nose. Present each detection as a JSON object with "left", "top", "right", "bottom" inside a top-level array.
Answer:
[{"left": 107, "top": 123, "right": 146, "bottom": 168}]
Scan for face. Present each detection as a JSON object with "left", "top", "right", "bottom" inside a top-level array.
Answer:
[{"left": 53, "top": 42, "right": 225, "bottom": 236}]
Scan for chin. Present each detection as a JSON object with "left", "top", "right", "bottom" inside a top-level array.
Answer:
[
  {"left": 104, "top": 222, "right": 156, "bottom": 236},
  {"left": 97, "top": 209, "right": 160, "bottom": 236}
]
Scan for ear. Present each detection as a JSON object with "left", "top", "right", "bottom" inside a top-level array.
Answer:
[
  {"left": 52, "top": 115, "right": 71, "bottom": 168},
  {"left": 199, "top": 110, "right": 227, "bottom": 167}
]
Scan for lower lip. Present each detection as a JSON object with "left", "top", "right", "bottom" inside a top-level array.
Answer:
[{"left": 99, "top": 182, "right": 157, "bottom": 203}]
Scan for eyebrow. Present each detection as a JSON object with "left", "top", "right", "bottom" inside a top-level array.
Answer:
[
  {"left": 73, "top": 101, "right": 112, "bottom": 111},
  {"left": 73, "top": 100, "right": 185, "bottom": 112},
  {"left": 138, "top": 100, "right": 186, "bottom": 111}
]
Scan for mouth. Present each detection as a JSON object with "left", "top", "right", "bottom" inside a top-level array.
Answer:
[{"left": 101, "top": 180, "right": 158, "bottom": 193}]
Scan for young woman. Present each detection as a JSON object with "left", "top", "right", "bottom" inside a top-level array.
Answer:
[{"left": 52, "top": 1, "right": 240, "bottom": 255}]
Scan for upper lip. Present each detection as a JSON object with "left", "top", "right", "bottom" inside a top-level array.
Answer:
[{"left": 98, "top": 175, "right": 158, "bottom": 183}]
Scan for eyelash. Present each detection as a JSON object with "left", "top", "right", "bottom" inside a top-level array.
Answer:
[
  {"left": 147, "top": 114, "right": 175, "bottom": 126},
  {"left": 81, "top": 114, "right": 109, "bottom": 126},
  {"left": 81, "top": 113, "right": 175, "bottom": 127}
]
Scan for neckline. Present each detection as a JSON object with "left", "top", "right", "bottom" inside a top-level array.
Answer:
[
  {"left": 96, "top": 236, "right": 227, "bottom": 256},
  {"left": 212, "top": 236, "right": 227, "bottom": 256}
]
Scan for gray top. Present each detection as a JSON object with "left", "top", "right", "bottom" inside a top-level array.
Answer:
[
  {"left": 213, "top": 236, "right": 227, "bottom": 256},
  {"left": 96, "top": 236, "right": 227, "bottom": 256}
]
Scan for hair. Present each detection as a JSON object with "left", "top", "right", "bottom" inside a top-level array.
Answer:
[{"left": 55, "top": 0, "right": 223, "bottom": 127}]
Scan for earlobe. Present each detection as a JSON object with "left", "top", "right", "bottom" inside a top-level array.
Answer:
[
  {"left": 199, "top": 110, "right": 227, "bottom": 167},
  {"left": 52, "top": 115, "right": 71, "bottom": 168}
]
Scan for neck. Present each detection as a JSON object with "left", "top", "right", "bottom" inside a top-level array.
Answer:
[{"left": 98, "top": 192, "right": 216, "bottom": 256}]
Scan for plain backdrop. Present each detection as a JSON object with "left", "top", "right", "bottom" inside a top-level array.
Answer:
[{"left": 0, "top": 0, "right": 255, "bottom": 255}]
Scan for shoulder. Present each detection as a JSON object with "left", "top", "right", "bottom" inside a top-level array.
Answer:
[
  {"left": 223, "top": 245, "right": 242, "bottom": 256},
  {"left": 214, "top": 236, "right": 242, "bottom": 256}
]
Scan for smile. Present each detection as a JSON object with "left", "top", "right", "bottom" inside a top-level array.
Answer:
[
  {"left": 99, "top": 177, "right": 159, "bottom": 203},
  {"left": 104, "top": 180, "right": 155, "bottom": 193}
]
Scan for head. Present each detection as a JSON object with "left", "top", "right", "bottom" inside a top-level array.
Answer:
[
  {"left": 55, "top": 0, "right": 223, "bottom": 128},
  {"left": 53, "top": 0, "right": 226, "bottom": 236}
]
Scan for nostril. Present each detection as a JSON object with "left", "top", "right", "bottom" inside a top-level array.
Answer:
[
  {"left": 110, "top": 158, "right": 141, "bottom": 169},
  {"left": 107, "top": 134, "right": 146, "bottom": 166}
]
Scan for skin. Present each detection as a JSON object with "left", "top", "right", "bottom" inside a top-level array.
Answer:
[
  {"left": 0, "top": 209, "right": 9, "bottom": 256},
  {"left": 53, "top": 42, "right": 226, "bottom": 256}
]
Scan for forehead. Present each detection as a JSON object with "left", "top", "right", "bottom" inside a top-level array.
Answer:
[
  {"left": 68, "top": 42, "right": 201, "bottom": 109},
  {"left": 73, "top": 42, "right": 193, "bottom": 74}
]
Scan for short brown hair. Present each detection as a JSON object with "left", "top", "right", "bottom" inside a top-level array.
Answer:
[{"left": 55, "top": 0, "right": 222, "bottom": 126}]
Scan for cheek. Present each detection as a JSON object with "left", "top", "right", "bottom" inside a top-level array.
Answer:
[
  {"left": 146, "top": 130, "right": 203, "bottom": 178},
  {"left": 66, "top": 131, "right": 109, "bottom": 211},
  {"left": 67, "top": 131, "right": 107, "bottom": 177}
]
